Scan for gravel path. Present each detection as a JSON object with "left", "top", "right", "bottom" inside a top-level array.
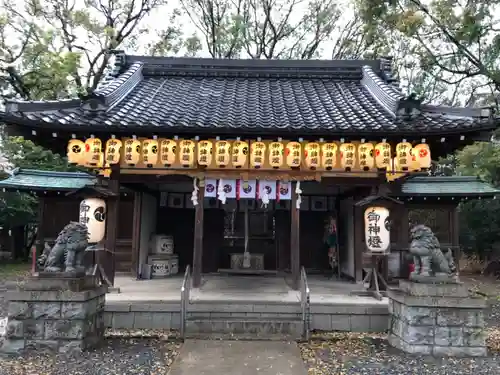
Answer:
[
  {"left": 0, "top": 336, "right": 181, "bottom": 375},
  {"left": 300, "top": 333, "right": 500, "bottom": 375}
]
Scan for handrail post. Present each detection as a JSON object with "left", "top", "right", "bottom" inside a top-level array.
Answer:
[{"left": 180, "top": 265, "right": 191, "bottom": 339}]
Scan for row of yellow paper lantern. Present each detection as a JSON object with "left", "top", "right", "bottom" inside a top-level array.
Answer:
[{"left": 67, "top": 138, "right": 432, "bottom": 171}]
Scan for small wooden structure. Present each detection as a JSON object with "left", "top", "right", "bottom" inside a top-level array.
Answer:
[{"left": 1, "top": 54, "right": 499, "bottom": 289}]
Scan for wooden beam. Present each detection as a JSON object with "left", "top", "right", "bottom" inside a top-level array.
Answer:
[
  {"left": 104, "top": 164, "right": 120, "bottom": 286},
  {"left": 290, "top": 183, "right": 300, "bottom": 290},
  {"left": 131, "top": 192, "right": 142, "bottom": 279},
  {"left": 192, "top": 181, "right": 205, "bottom": 288}
]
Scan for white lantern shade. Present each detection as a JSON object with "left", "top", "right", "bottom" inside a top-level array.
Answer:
[
  {"left": 197, "top": 140, "right": 213, "bottom": 166},
  {"left": 67, "top": 140, "right": 86, "bottom": 165},
  {"left": 105, "top": 139, "right": 122, "bottom": 166},
  {"left": 231, "top": 140, "right": 248, "bottom": 168},
  {"left": 364, "top": 206, "right": 390, "bottom": 253},
  {"left": 413, "top": 143, "right": 431, "bottom": 169},
  {"left": 285, "top": 141, "right": 301, "bottom": 168},
  {"left": 160, "top": 139, "right": 177, "bottom": 166},
  {"left": 79, "top": 198, "right": 106, "bottom": 243},
  {"left": 268, "top": 142, "right": 284, "bottom": 168}
]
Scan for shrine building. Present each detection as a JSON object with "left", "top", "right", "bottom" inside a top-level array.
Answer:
[{"left": 0, "top": 52, "right": 499, "bottom": 290}]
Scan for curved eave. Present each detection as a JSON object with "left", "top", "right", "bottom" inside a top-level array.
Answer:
[{"left": 1, "top": 112, "right": 497, "bottom": 139}]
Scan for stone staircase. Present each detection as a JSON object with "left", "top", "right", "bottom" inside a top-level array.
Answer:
[{"left": 184, "top": 301, "right": 304, "bottom": 340}]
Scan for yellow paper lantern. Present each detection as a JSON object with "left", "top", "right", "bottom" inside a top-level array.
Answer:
[
  {"left": 84, "top": 138, "right": 102, "bottom": 167},
  {"left": 321, "top": 143, "right": 337, "bottom": 170},
  {"left": 250, "top": 141, "right": 266, "bottom": 169},
  {"left": 286, "top": 141, "right": 301, "bottom": 168},
  {"left": 396, "top": 142, "right": 412, "bottom": 171},
  {"left": 340, "top": 143, "right": 356, "bottom": 170},
  {"left": 179, "top": 139, "right": 196, "bottom": 167},
  {"left": 358, "top": 143, "right": 375, "bottom": 171},
  {"left": 124, "top": 139, "right": 141, "bottom": 165},
  {"left": 142, "top": 139, "right": 159, "bottom": 166},
  {"left": 304, "top": 142, "right": 320, "bottom": 170},
  {"left": 268, "top": 142, "right": 284, "bottom": 169},
  {"left": 413, "top": 143, "right": 431, "bottom": 169},
  {"left": 409, "top": 148, "right": 420, "bottom": 172},
  {"left": 159, "top": 139, "right": 177, "bottom": 167},
  {"left": 197, "top": 140, "right": 213, "bottom": 166},
  {"left": 231, "top": 140, "right": 248, "bottom": 168},
  {"left": 104, "top": 139, "right": 122, "bottom": 166},
  {"left": 215, "top": 140, "right": 231, "bottom": 167},
  {"left": 67, "top": 139, "right": 85, "bottom": 165},
  {"left": 375, "top": 142, "right": 391, "bottom": 169}
]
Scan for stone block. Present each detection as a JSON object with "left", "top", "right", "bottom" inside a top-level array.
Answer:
[
  {"left": 61, "top": 302, "right": 88, "bottom": 319},
  {"left": 369, "top": 315, "right": 389, "bottom": 332},
  {"left": 8, "top": 302, "right": 32, "bottom": 319},
  {"left": 45, "top": 320, "right": 84, "bottom": 340},
  {"left": 171, "top": 313, "right": 181, "bottom": 329},
  {"left": 436, "top": 308, "right": 467, "bottom": 326},
  {"left": 349, "top": 315, "right": 370, "bottom": 332},
  {"left": 24, "top": 321, "right": 45, "bottom": 339},
  {"left": 5, "top": 320, "right": 24, "bottom": 338},
  {"left": 402, "top": 306, "right": 435, "bottom": 325},
  {"left": 331, "top": 315, "right": 350, "bottom": 331},
  {"left": 434, "top": 326, "right": 463, "bottom": 346},
  {"left": 399, "top": 280, "right": 469, "bottom": 297},
  {"left": 103, "top": 312, "right": 112, "bottom": 328},
  {"left": 25, "top": 340, "right": 58, "bottom": 351},
  {"left": 311, "top": 314, "right": 332, "bottom": 331},
  {"left": 33, "top": 302, "right": 61, "bottom": 319},
  {"left": 389, "top": 335, "right": 432, "bottom": 355},
  {"left": 151, "top": 313, "right": 172, "bottom": 329},
  {"left": 58, "top": 340, "right": 85, "bottom": 354},
  {"left": 433, "top": 346, "right": 487, "bottom": 357},
  {"left": 463, "top": 327, "right": 486, "bottom": 347},
  {"left": 105, "top": 302, "right": 131, "bottom": 312},
  {"left": 0, "top": 339, "right": 25, "bottom": 354},
  {"left": 112, "top": 312, "right": 134, "bottom": 329},
  {"left": 465, "top": 310, "right": 485, "bottom": 327},
  {"left": 404, "top": 325, "right": 434, "bottom": 345},
  {"left": 134, "top": 312, "right": 153, "bottom": 329},
  {"left": 389, "top": 316, "right": 403, "bottom": 337}
]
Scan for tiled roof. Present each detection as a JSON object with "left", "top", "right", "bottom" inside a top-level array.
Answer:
[
  {"left": 400, "top": 176, "right": 500, "bottom": 196},
  {"left": 0, "top": 168, "right": 96, "bottom": 191},
  {"left": 0, "top": 53, "right": 497, "bottom": 137}
]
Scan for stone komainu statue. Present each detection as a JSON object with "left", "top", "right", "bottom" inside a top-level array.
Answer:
[
  {"left": 409, "top": 224, "right": 457, "bottom": 278},
  {"left": 38, "top": 222, "right": 89, "bottom": 273}
]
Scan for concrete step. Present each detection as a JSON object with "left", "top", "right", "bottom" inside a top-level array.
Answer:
[{"left": 185, "top": 317, "right": 304, "bottom": 340}]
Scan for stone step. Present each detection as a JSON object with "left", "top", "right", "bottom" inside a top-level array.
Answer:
[
  {"left": 185, "top": 317, "right": 304, "bottom": 340},
  {"left": 186, "top": 312, "right": 302, "bottom": 319}
]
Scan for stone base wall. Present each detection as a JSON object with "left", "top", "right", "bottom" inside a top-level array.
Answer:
[
  {"left": 104, "top": 301, "right": 389, "bottom": 333},
  {"left": 388, "top": 281, "right": 487, "bottom": 357},
  {"left": 1, "top": 280, "right": 107, "bottom": 354}
]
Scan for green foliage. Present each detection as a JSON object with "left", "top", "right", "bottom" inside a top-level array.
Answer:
[{"left": 0, "top": 136, "right": 82, "bottom": 228}]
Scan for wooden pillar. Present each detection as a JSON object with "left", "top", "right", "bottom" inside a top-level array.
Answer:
[
  {"left": 354, "top": 203, "right": 364, "bottom": 283},
  {"left": 35, "top": 196, "right": 46, "bottom": 255},
  {"left": 131, "top": 192, "right": 142, "bottom": 279},
  {"left": 450, "top": 205, "right": 460, "bottom": 273},
  {"left": 104, "top": 164, "right": 120, "bottom": 286},
  {"left": 290, "top": 182, "right": 300, "bottom": 290},
  {"left": 192, "top": 181, "right": 205, "bottom": 288}
]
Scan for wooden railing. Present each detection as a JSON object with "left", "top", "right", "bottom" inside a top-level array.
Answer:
[
  {"left": 300, "top": 266, "right": 310, "bottom": 341},
  {"left": 180, "top": 265, "right": 191, "bottom": 339}
]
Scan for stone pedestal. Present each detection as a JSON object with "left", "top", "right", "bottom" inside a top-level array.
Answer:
[
  {"left": 0, "top": 273, "right": 107, "bottom": 354},
  {"left": 388, "top": 280, "right": 487, "bottom": 357}
]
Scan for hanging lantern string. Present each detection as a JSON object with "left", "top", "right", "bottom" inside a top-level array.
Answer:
[
  {"left": 191, "top": 177, "right": 199, "bottom": 206},
  {"left": 295, "top": 181, "right": 302, "bottom": 209},
  {"left": 217, "top": 178, "right": 226, "bottom": 204}
]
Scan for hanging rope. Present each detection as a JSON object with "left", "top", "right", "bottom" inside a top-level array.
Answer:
[
  {"left": 191, "top": 177, "right": 199, "bottom": 206},
  {"left": 217, "top": 178, "right": 227, "bottom": 204},
  {"left": 295, "top": 181, "right": 302, "bottom": 209}
]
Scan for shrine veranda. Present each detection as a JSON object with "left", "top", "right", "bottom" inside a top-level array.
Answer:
[{"left": 1, "top": 54, "right": 499, "bottom": 305}]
